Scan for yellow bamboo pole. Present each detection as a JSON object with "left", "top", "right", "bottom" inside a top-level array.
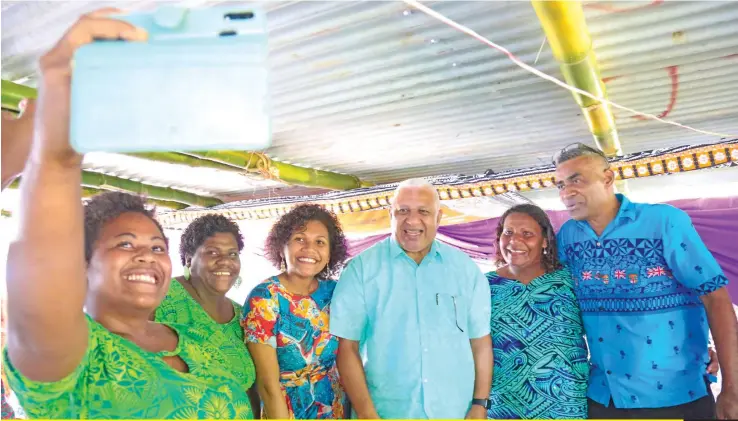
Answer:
[{"left": 531, "top": 0, "right": 622, "bottom": 158}]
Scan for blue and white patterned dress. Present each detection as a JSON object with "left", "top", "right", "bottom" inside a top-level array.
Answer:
[{"left": 486, "top": 268, "right": 588, "bottom": 419}]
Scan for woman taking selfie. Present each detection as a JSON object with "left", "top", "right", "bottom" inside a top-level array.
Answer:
[
  {"left": 242, "top": 204, "right": 349, "bottom": 419},
  {"left": 2, "top": 10, "right": 253, "bottom": 419}
]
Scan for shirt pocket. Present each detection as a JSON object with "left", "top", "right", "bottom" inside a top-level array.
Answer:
[{"left": 435, "top": 292, "right": 468, "bottom": 336}]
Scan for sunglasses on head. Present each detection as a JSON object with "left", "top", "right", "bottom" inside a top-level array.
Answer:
[{"left": 552, "top": 142, "right": 608, "bottom": 166}]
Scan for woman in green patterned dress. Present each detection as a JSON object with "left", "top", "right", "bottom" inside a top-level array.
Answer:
[
  {"left": 486, "top": 204, "right": 589, "bottom": 419},
  {"left": 2, "top": 11, "right": 253, "bottom": 419},
  {"left": 154, "top": 214, "right": 259, "bottom": 413}
]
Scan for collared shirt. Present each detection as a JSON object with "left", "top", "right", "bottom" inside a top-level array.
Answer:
[
  {"left": 330, "top": 237, "right": 491, "bottom": 419},
  {"left": 557, "top": 194, "right": 729, "bottom": 409}
]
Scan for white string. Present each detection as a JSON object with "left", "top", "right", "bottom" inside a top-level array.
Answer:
[
  {"left": 403, "top": 0, "right": 737, "bottom": 139},
  {"left": 534, "top": 37, "right": 547, "bottom": 65}
]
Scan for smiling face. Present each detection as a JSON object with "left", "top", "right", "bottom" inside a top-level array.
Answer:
[
  {"left": 391, "top": 186, "right": 442, "bottom": 262},
  {"left": 499, "top": 212, "right": 547, "bottom": 271},
  {"left": 188, "top": 232, "right": 241, "bottom": 295},
  {"left": 87, "top": 212, "right": 172, "bottom": 314},
  {"left": 283, "top": 220, "right": 330, "bottom": 280},
  {"left": 555, "top": 155, "right": 615, "bottom": 221}
]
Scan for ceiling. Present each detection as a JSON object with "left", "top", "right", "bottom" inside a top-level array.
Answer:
[{"left": 2, "top": 0, "right": 737, "bottom": 202}]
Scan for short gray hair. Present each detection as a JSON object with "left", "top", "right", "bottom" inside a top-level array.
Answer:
[
  {"left": 391, "top": 178, "right": 441, "bottom": 209},
  {"left": 553, "top": 142, "right": 610, "bottom": 168}
]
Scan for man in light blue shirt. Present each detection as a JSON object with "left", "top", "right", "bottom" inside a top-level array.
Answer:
[
  {"left": 330, "top": 178, "right": 493, "bottom": 419},
  {"left": 554, "top": 143, "right": 738, "bottom": 420}
]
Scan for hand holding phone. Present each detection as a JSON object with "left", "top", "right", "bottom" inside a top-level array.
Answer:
[{"left": 70, "top": 5, "right": 271, "bottom": 154}]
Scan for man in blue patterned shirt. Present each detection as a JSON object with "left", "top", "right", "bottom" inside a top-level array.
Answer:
[{"left": 553, "top": 143, "right": 738, "bottom": 420}]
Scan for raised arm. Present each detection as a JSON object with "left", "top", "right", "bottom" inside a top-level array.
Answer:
[
  {"left": 330, "top": 259, "right": 378, "bottom": 419},
  {"left": 5, "top": 10, "right": 148, "bottom": 382}
]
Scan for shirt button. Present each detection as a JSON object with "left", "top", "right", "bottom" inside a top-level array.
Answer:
[
  {"left": 607, "top": 370, "right": 612, "bottom": 375},
  {"left": 596, "top": 242, "right": 601, "bottom": 247},
  {"left": 423, "top": 378, "right": 428, "bottom": 383}
]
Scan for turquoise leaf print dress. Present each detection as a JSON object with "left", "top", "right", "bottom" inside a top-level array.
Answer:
[
  {"left": 486, "top": 268, "right": 589, "bottom": 419},
  {"left": 3, "top": 316, "right": 253, "bottom": 419}
]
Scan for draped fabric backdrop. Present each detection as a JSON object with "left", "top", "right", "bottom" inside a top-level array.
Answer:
[{"left": 346, "top": 197, "right": 738, "bottom": 304}]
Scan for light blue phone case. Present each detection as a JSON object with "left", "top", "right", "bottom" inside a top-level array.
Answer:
[{"left": 70, "top": 6, "right": 271, "bottom": 153}]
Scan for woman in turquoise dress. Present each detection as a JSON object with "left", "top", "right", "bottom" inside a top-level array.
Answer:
[{"left": 487, "top": 204, "right": 588, "bottom": 419}]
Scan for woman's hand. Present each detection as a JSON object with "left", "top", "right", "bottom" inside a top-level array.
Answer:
[{"left": 33, "top": 8, "right": 146, "bottom": 164}]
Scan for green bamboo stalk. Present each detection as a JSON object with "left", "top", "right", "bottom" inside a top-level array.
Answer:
[
  {"left": 125, "top": 152, "right": 244, "bottom": 173},
  {"left": 81, "top": 186, "right": 188, "bottom": 210},
  {"left": 8, "top": 172, "right": 220, "bottom": 208},
  {"left": 81, "top": 172, "right": 221, "bottom": 207},
  {"left": 187, "top": 151, "right": 370, "bottom": 190},
  {"left": 3, "top": 185, "right": 188, "bottom": 214},
  {"left": 1, "top": 80, "right": 37, "bottom": 111}
]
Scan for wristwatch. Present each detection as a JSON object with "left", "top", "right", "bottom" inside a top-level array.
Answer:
[{"left": 471, "top": 398, "right": 491, "bottom": 409}]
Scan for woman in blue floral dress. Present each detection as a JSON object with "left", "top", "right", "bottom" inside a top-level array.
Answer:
[{"left": 486, "top": 204, "right": 588, "bottom": 419}]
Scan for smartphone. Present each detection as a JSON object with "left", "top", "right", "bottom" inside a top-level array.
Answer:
[{"left": 70, "top": 5, "right": 271, "bottom": 153}]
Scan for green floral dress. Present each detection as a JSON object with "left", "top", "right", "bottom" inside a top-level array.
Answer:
[
  {"left": 154, "top": 279, "right": 256, "bottom": 391},
  {"left": 3, "top": 316, "right": 254, "bottom": 419}
]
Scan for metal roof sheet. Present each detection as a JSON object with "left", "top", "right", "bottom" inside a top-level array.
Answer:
[{"left": 2, "top": 0, "right": 736, "bottom": 199}]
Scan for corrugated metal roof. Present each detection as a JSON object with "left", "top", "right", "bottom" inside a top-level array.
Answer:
[{"left": 2, "top": 1, "right": 736, "bottom": 199}]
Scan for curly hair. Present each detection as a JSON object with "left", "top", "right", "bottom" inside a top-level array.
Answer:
[
  {"left": 264, "top": 204, "right": 348, "bottom": 279},
  {"left": 494, "top": 204, "right": 562, "bottom": 273},
  {"left": 84, "top": 192, "right": 167, "bottom": 263},
  {"left": 179, "top": 214, "right": 244, "bottom": 266}
]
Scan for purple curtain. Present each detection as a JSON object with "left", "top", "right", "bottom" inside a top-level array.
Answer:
[{"left": 346, "top": 197, "right": 738, "bottom": 304}]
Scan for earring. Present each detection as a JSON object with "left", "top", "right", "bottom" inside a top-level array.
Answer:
[
  {"left": 543, "top": 249, "right": 548, "bottom": 255},
  {"left": 183, "top": 266, "right": 191, "bottom": 280},
  {"left": 280, "top": 259, "right": 286, "bottom": 272}
]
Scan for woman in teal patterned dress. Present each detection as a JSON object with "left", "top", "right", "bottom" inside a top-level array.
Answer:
[
  {"left": 3, "top": 12, "right": 253, "bottom": 419},
  {"left": 487, "top": 204, "right": 588, "bottom": 419}
]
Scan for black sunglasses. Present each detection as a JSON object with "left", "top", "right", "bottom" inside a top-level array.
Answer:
[{"left": 552, "top": 142, "right": 608, "bottom": 166}]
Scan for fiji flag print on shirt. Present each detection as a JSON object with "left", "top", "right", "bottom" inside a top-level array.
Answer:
[{"left": 557, "top": 194, "right": 728, "bottom": 409}]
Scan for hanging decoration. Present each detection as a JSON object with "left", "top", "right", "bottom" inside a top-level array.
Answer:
[{"left": 158, "top": 139, "right": 738, "bottom": 227}]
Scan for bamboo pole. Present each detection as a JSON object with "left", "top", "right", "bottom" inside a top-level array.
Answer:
[
  {"left": 81, "top": 186, "right": 189, "bottom": 210},
  {"left": 2, "top": 186, "right": 188, "bottom": 216},
  {"left": 186, "top": 151, "right": 370, "bottom": 190},
  {"left": 125, "top": 152, "right": 244, "bottom": 173},
  {"left": 1, "top": 80, "right": 37, "bottom": 112},
  {"left": 2, "top": 79, "right": 372, "bottom": 191},
  {"left": 8, "top": 173, "right": 220, "bottom": 208},
  {"left": 80, "top": 172, "right": 221, "bottom": 207},
  {"left": 532, "top": 0, "right": 622, "bottom": 157}
]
